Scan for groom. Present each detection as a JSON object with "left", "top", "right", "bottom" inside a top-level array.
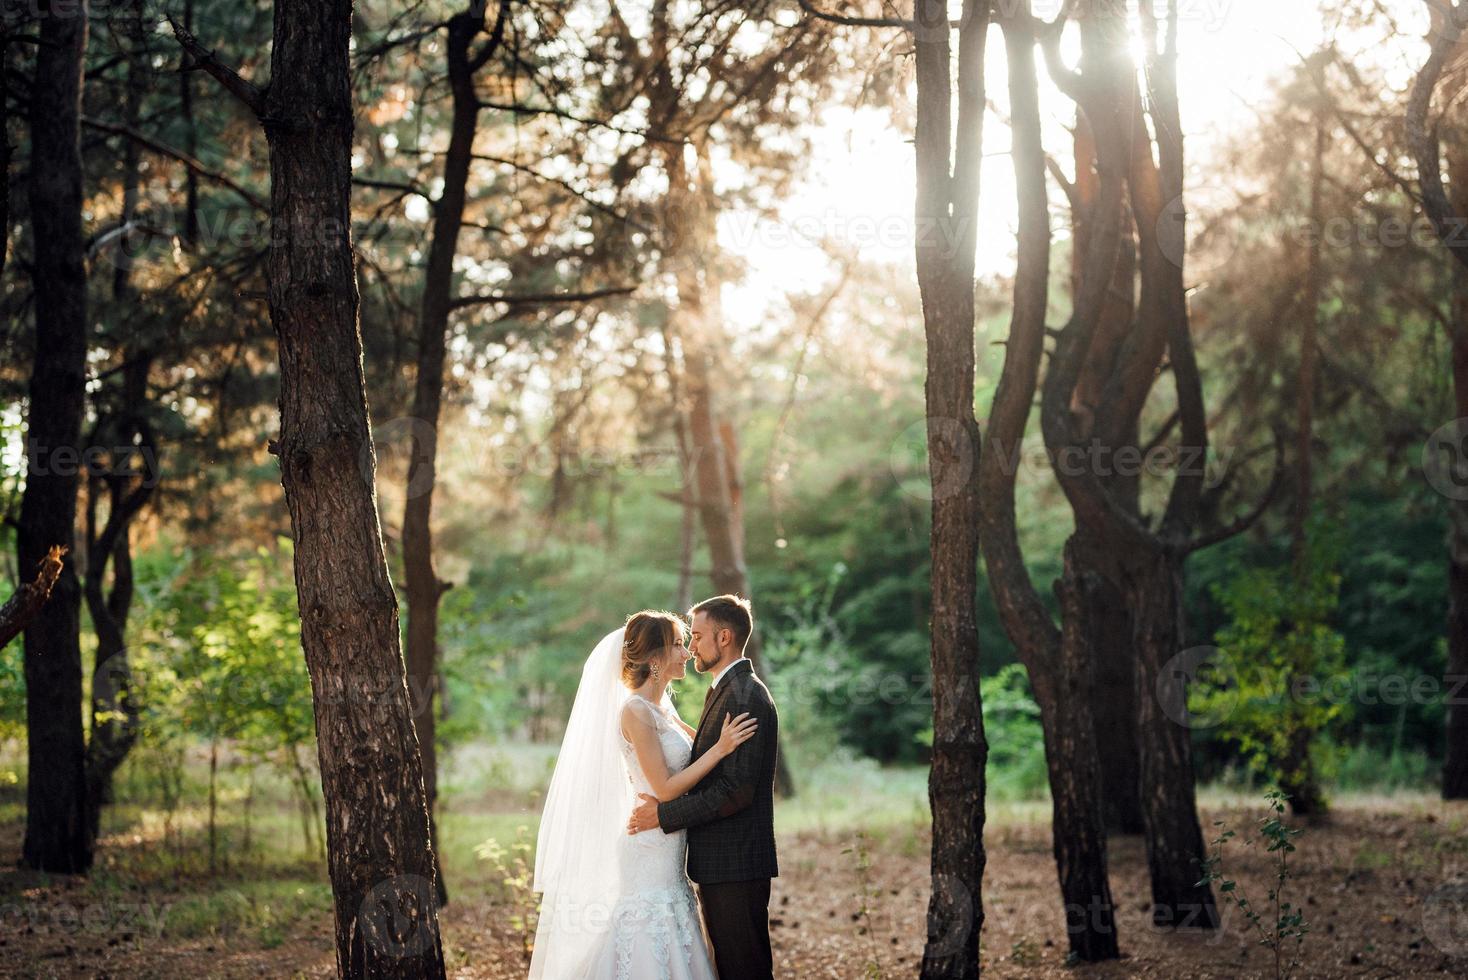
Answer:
[{"left": 627, "top": 593, "right": 779, "bottom": 979}]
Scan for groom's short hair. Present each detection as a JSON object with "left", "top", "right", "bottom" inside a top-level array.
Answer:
[{"left": 691, "top": 594, "right": 753, "bottom": 650}]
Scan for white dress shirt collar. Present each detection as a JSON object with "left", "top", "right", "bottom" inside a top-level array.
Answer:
[{"left": 711, "top": 656, "right": 748, "bottom": 690}]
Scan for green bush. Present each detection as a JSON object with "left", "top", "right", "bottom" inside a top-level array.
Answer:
[{"left": 1195, "top": 522, "right": 1349, "bottom": 809}]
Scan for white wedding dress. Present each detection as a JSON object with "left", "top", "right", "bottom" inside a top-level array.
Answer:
[
  {"left": 528, "top": 629, "right": 718, "bottom": 980},
  {"left": 578, "top": 695, "right": 717, "bottom": 980}
]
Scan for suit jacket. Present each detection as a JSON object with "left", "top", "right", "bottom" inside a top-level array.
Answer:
[{"left": 657, "top": 658, "right": 779, "bottom": 885}]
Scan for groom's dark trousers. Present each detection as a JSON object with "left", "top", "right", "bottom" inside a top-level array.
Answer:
[
  {"left": 657, "top": 659, "right": 780, "bottom": 980},
  {"left": 700, "top": 878, "right": 773, "bottom": 978}
]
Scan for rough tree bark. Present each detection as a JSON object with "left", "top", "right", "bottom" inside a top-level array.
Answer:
[
  {"left": 1405, "top": 0, "right": 1468, "bottom": 801},
  {"left": 171, "top": 5, "right": 448, "bottom": 974},
  {"left": 18, "top": 0, "right": 93, "bottom": 876},
  {"left": 974, "top": 11, "right": 1119, "bottom": 961},
  {"left": 1038, "top": 0, "right": 1222, "bottom": 928},
  {"left": 913, "top": 2, "right": 989, "bottom": 975},
  {"left": 402, "top": 2, "right": 506, "bottom": 910},
  {"left": 1066, "top": 114, "right": 1146, "bottom": 838}
]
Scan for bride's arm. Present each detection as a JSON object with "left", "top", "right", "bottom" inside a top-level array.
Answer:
[
  {"left": 622, "top": 709, "right": 758, "bottom": 803},
  {"left": 671, "top": 713, "right": 697, "bottom": 739}
]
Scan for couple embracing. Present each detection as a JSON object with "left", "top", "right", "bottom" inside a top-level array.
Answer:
[{"left": 528, "top": 595, "right": 779, "bottom": 979}]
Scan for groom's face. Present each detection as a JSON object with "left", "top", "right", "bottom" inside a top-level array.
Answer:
[{"left": 688, "top": 611, "right": 723, "bottom": 673}]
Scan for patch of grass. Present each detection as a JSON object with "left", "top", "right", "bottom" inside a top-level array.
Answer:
[
  {"left": 1350, "top": 843, "right": 1394, "bottom": 870},
  {"left": 159, "top": 879, "right": 331, "bottom": 942},
  {"left": 777, "top": 750, "right": 928, "bottom": 835}
]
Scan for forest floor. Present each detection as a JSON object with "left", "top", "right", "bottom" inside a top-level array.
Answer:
[{"left": 1, "top": 753, "right": 1466, "bottom": 978}]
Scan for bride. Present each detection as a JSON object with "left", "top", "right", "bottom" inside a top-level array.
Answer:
[{"left": 528, "top": 610, "right": 759, "bottom": 979}]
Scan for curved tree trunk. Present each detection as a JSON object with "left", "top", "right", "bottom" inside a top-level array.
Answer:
[
  {"left": 402, "top": 5, "right": 503, "bottom": 910},
  {"left": 1037, "top": 2, "right": 1219, "bottom": 930},
  {"left": 83, "top": 354, "right": 154, "bottom": 842},
  {"left": 975, "top": 14, "right": 1118, "bottom": 962},
  {"left": 19, "top": 0, "right": 93, "bottom": 876},
  {"left": 85, "top": 2, "right": 152, "bottom": 839},
  {"left": 1438, "top": 99, "right": 1468, "bottom": 800},
  {"left": 1446, "top": 259, "right": 1468, "bottom": 799},
  {"left": 1065, "top": 63, "right": 1149, "bottom": 843}
]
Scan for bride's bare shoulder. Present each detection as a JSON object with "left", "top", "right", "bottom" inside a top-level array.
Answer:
[{"left": 620, "top": 695, "right": 663, "bottom": 731}]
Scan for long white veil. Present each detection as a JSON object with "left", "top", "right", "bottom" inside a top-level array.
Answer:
[{"left": 528, "top": 626, "right": 676, "bottom": 977}]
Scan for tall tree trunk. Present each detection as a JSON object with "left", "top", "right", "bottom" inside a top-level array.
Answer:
[
  {"left": 659, "top": 323, "right": 697, "bottom": 613},
  {"left": 914, "top": 3, "right": 989, "bottom": 976},
  {"left": 662, "top": 140, "right": 796, "bottom": 794},
  {"left": 1049, "top": 546, "right": 1121, "bottom": 957},
  {"left": 1068, "top": 110, "right": 1146, "bottom": 839},
  {"left": 1, "top": 16, "right": 10, "bottom": 280},
  {"left": 1124, "top": 550, "right": 1220, "bottom": 927},
  {"left": 83, "top": 353, "right": 153, "bottom": 842},
  {"left": 19, "top": 0, "right": 93, "bottom": 876},
  {"left": 1039, "top": 1, "right": 1219, "bottom": 929},
  {"left": 1079, "top": 556, "right": 1144, "bottom": 834},
  {"left": 1405, "top": 19, "right": 1468, "bottom": 797},
  {"left": 402, "top": 4, "right": 503, "bottom": 910},
  {"left": 85, "top": 0, "right": 151, "bottom": 841},
  {"left": 179, "top": 0, "right": 201, "bottom": 245},
  {"left": 1291, "top": 117, "right": 1326, "bottom": 570},
  {"left": 1441, "top": 116, "right": 1468, "bottom": 799},
  {"left": 173, "top": 4, "right": 449, "bottom": 973},
  {"left": 975, "top": 14, "right": 1118, "bottom": 961},
  {"left": 1281, "top": 113, "right": 1329, "bottom": 817}
]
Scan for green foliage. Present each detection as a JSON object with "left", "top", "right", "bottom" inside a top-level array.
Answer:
[
  {"left": 977, "top": 664, "right": 1049, "bottom": 801},
  {"left": 1193, "top": 521, "right": 1350, "bottom": 804},
  {"left": 129, "top": 540, "right": 315, "bottom": 767},
  {"left": 1197, "top": 790, "right": 1311, "bottom": 980},
  {"left": 475, "top": 825, "right": 538, "bottom": 964}
]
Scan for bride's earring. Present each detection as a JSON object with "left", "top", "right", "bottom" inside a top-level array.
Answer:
[{"left": 650, "top": 661, "right": 661, "bottom": 680}]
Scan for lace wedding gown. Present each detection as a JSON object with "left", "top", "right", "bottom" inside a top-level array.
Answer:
[{"left": 578, "top": 694, "right": 718, "bottom": 980}]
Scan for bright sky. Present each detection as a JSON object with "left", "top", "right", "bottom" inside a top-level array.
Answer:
[{"left": 721, "top": 0, "right": 1429, "bottom": 331}]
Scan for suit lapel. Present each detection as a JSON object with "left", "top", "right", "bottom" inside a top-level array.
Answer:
[{"left": 692, "top": 660, "right": 751, "bottom": 757}]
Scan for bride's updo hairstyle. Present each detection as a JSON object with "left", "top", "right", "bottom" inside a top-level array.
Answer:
[{"left": 621, "top": 610, "right": 687, "bottom": 689}]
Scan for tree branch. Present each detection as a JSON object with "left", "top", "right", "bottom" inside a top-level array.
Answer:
[
  {"left": 1406, "top": 0, "right": 1468, "bottom": 271},
  {"left": 477, "top": 98, "right": 683, "bottom": 144},
  {"left": 0, "top": 546, "right": 66, "bottom": 650},
  {"left": 448, "top": 285, "right": 636, "bottom": 311},
  {"left": 795, "top": 0, "right": 913, "bottom": 29},
  {"left": 82, "top": 115, "right": 267, "bottom": 211},
  {"left": 166, "top": 13, "right": 265, "bottom": 117},
  {"left": 1184, "top": 426, "right": 1287, "bottom": 555}
]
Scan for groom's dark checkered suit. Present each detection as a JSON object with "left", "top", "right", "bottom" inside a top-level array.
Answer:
[{"left": 657, "top": 657, "right": 779, "bottom": 979}]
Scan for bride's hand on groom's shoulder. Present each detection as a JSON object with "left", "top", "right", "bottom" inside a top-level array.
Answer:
[{"left": 713, "top": 711, "right": 758, "bottom": 760}]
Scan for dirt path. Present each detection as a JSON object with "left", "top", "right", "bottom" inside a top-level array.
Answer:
[{"left": 2, "top": 801, "right": 1465, "bottom": 978}]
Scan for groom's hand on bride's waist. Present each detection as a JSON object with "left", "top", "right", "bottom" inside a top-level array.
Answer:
[{"left": 627, "top": 793, "right": 661, "bottom": 834}]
